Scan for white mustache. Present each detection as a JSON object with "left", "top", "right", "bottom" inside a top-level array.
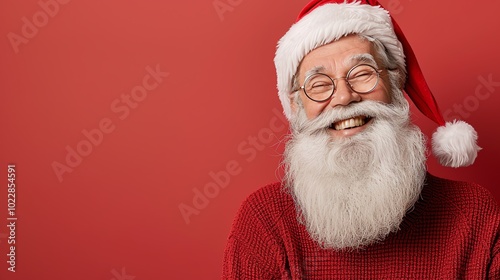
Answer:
[{"left": 291, "top": 100, "right": 409, "bottom": 136}]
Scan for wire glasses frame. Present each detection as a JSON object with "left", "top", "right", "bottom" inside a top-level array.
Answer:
[{"left": 298, "top": 64, "right": 383, "bottom": 102}]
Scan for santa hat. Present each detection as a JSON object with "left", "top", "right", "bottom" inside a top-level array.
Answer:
[{"left": 274, "top": 0, "right": 480, "bottom": 168}]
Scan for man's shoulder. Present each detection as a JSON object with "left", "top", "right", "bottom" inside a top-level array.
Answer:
[
  {"left": 240, "top": 182, "right": 295, "bottom": 213},
  {"left": 424, "top": 173, "right": 500, "bottom": 215},
  {"left": 232, "top": 182, "right": 296, "bottom": 230}
]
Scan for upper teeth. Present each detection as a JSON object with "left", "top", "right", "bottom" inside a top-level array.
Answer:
[{"left": 334, "top": 116, "right": 367, "bottom": 130}]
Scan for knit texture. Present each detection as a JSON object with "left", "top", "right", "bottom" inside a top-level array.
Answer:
[{"left": 223, "top": 174, "right": 500, "bottom": 279}]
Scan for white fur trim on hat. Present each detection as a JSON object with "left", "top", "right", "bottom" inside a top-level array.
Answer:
[
  {"left": 432, "top": 120, "right": 481, "bottom": 168},
  {"left": 274, "top": 1, "right": 405, "bottom": 119}
]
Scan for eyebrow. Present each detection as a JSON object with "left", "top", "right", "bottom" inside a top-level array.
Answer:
[
  {"left": 304, "top": 65, "right": 326, "bottom": 78},
  {"left": 302, "top": 54, "right": 378, "bottom": 78},
  {"left": 343, "top": 54, "right": 377, "bottom": 67}
]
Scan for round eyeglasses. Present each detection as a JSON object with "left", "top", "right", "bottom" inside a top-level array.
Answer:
[{"left": 299, "top": 64, "right": 383, "bottom": 102}]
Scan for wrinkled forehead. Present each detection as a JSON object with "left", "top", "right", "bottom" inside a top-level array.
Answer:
[
  {"left": 297, "top": 36, "right": 380, "bottom": 79},
  {"left": 301, "top": 54, "right": 378, "bottom": 76}
]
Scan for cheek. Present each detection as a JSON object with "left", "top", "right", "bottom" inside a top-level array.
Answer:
[
  {"left": 365, "top": 80, "right": 392, "bottom": 104},
  {"left": 377, "top": 78, "right": 393, "bottom": 104},
  {"left": 301, "top": 94, "right": 326, "bottom": 119},
  {"left": 367, "top": 94, "right": 390, "bottom": 106},
  {"left": 372, "top": 90, "right": 391, "bottom": 104},
  {"left": 381, "top": 87, "right": 392, "bottom": 104}
]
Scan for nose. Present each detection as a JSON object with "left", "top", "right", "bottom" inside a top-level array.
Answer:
[{"left": 327, "top": 78, "right": 361, "bottom": 108}]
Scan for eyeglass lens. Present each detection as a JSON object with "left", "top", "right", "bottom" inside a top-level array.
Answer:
[{"left": 303, "top": 64, "right": 379, "bottom": 102}]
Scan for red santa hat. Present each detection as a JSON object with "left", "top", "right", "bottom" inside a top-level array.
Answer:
[{"left": 274, "top": 0, "right": 480, "bottom": 167}]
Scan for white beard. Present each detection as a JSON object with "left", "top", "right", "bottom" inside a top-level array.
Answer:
[{"left": 284, "top": 99, "right": 427, "bottom": 250}]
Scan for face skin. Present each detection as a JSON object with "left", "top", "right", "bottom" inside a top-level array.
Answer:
[{"left": 293, "top": 35, "right": 392, "bottom": 138}]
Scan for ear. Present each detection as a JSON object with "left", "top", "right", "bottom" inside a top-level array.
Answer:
[
  {"left": 290, "top": 96, "right": 297, "bottom": 113},
  {"left": 394, "top": 68, "right": 406, "bottom": 90},
  {"left": 289, "top": 91, "right": 300, "bottom": 114},
  {"left": 289, "top": 71, "right": 302, "bottom": 115}
]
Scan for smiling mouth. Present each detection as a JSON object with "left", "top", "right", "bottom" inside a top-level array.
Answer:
[{"left": 329, "top": 116, "right": 372, "bottom": 131}]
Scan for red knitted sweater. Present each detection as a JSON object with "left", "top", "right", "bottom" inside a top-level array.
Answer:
[{"left": 223, "top": 174, "right": 500, "bottom": 279}]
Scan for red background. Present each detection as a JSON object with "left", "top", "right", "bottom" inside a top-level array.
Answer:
[{"left": 1, "top": 0, "right": 499, "bottom": 279}]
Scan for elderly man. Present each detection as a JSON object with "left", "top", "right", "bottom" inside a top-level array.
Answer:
[{"left": 223, "top": 0, "right": 500, "bottom": 278}]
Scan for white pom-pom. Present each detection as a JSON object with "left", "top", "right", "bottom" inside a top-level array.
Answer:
[{"left": 431, "top": 120, "right": 481, "bottom": 168}]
